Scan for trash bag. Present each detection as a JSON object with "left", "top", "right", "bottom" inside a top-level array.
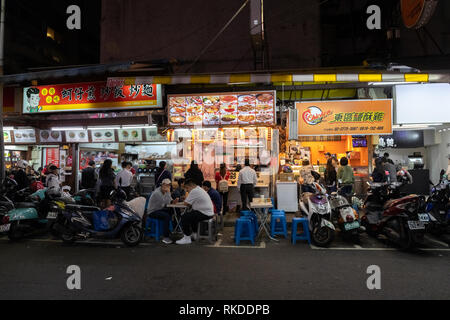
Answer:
[{"left": 93, "top": 210, "right": 115, "bottom": 231}]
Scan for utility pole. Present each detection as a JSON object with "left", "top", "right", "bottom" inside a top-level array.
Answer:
[
  {"left": 250, "top": 0, "right": 268, "bottom": 70},
  {"left": 0, "top": 0, "right": 5, "bottom": 182}
]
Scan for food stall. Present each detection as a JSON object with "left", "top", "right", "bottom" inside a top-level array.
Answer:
[
  {"left": 167, "top": 91, "right": 278, "bottom": 212},
  {"left": 283, "top": 99, "right": 393, "bottom": 198}
]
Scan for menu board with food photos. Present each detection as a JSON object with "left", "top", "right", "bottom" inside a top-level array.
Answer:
[
  {"left": 39, "top": 130, "right": 62, "bottom": 143},
  {"left": 168, "top": 91, "right": 275, "bottom": 126},
  {"left": 13, "top": 129, "right": 37, "bottom": 143},
  {"left": 65, "top": 130, "right": 89, "bottom": 143},
  {"left": 145, "top": 127, "right": 166, "bottom": 141},
  {"left": 3, "top": 131, "right": 11, "bottom": 143},
  {"left": 118, "top": 129, "right": 142, "bottom": 142},
  {"left": 91, "top": 129, "right": 115, "bottom": 143}
]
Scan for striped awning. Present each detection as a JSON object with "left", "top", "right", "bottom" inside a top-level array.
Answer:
[{"left": 107, "top": 72, "right": 449, "bottom": 86}]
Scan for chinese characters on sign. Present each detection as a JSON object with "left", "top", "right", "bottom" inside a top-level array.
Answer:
[
  {"left": 23, "top": 82, "right": 162, "bottom": 113},
  {"left": 296, "top": 100, "right": 392, "bottom": 136}
]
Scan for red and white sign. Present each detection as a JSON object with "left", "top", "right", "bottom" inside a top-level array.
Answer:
[
  {"left": 23, "top": 82, "right": 162, "bottom": 114},
  {"left": 45, "top": 148, "right": 60, "bottom": 167}
]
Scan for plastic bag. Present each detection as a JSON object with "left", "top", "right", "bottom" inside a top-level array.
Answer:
[{"left": 93, "top": 210, "right": 115, "bottom": 231}]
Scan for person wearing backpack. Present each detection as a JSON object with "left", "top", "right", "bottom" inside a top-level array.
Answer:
[{"left": 215, "top": 163, "right": 230, "bottom": 214}]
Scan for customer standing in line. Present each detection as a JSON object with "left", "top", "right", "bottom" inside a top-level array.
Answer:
[
  {"left": 382, "top": 157, "right": 397, "bottom": 183},
  {"left": 324, "top": 158, "right": 338, "bottom": 194},
  {"left": 371, "top": 158, "right": 387, "bottom": 183},
  {"left": 155, "top": 161, "right": 172, "bottom": 188},
  {"left": 237, "top": 159, "right": 257, "bottom": 211},
  {"left": 184, "top": 160, "right": 204, "bottom": 186},
  {"left": 337, "top": 157, "right": 355, "bottom": 198},
  {"left": 81, "top": 160, "right": 98, "bottom": 190},
  {"left": 116, "top": 161, "right": 133, "bottom": 200},
  {"left": 215, "top": 163, "right": 230, "bottom": 214},
  {"left": 98, "top": 159, "right": 116, "bottom": 208}
]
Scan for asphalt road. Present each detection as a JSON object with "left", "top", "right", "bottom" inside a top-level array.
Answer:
[{"left": 0, "top": 232, "right": 449, "bottom": 300}]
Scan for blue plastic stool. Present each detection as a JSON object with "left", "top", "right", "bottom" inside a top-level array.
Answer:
[
  {"left": 270, "top": 209, "right": 285, "bottom": 216},
  {"left": 291, "top": 217, "right": 311, "bottom": 244},
  {"left": 270, "top": 215, "right": 288, "bottom": 238},
  {"left": 235, "top": 218, "right": 255, "bottom": 245},
  {"left": 145, "top": 217, "right": 173, "bottom": 241},
  {"left": 240, "top": 210, "right": 259, "bottom": 234}
]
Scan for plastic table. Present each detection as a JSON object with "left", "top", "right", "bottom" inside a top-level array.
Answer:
[
  {"left": 167, "top": 203, "right": 188, "bottom": 234},
  {"left": 250, "top": 202, "right": 278, "bottom": 241}
]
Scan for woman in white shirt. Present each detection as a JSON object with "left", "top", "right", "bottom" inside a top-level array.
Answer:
[{"left": 176, "top": 179, "right": 214, "bottom": 245}]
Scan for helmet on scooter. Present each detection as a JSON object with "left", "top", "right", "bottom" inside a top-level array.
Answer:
[
  {"left": 110, "top": 188, "right": 127, "bottom": 202},
  {"left": 3, "top": 178, "right": 18, "bottom": 191}
]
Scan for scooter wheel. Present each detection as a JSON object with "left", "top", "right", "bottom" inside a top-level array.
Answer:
[
  {"left": 121, "top": 224, "right": 143, "bottom": 247},
  {"left": 8, "top": 222, "right": 23, "bottom": 241},
  {"left": 61, "top": 233, "right": 76, "bottom": 245},
  {"left": 312, "top": 226, "right": 335, "bottom": 247}
]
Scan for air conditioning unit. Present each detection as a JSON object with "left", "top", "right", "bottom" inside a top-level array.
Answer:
[{"left": 288, "top": 109, "right": 298, "bottom": 140}]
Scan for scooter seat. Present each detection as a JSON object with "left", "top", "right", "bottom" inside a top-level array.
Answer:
[
  {"left": 65, "top": 204, "right": 101, "bottom": 212},
  {"left": 15, "top": 202, "right": 38, "bottom": 209},
  {"left": 383, "top": 199, "right": 397, "bottom": 210}
]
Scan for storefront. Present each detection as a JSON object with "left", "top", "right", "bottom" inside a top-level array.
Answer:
[
  {"left": 8, "top": 80, "right": 165, "bottom": 191},
  {"left": 283, "top": 99, "right": 393, "bottom": 201},
  {"left": 392, "top": 83, "right": 450, "bottom": 186},
  {"left": 166, "top": 91, "right": 278, "bottom": 212}
]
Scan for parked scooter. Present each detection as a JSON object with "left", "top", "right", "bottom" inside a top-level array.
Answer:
[
  {"left": 425, "top": 172, "right": 450, "bottom": 242},
  {"left": 361, "top": 171, "right": 429, "bottom": 249},
  {"left": 54, "top": 188, "right": 143, "bottom": 247},
  {"left": 0, "top": 188, "right": 63, "bottom": 240},
  {"left": 299, "top": 172, "right": 335, "bottom": 247},
  {"left": 329, "top": 187, "right": 362, "bottom": 243}
]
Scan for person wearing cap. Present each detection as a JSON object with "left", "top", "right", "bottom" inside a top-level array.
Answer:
[
  {"left": 45, "top": 165, "right": 61, "bottom": 196},
  {"left": 146, "top": 178, "right": 178, "bottom": 244},
  {"left": 14, "top": 160, "right": 30, "bottom": 190},
  {"left": 81, "top": 160, "right": 98, "bottom": 190}
]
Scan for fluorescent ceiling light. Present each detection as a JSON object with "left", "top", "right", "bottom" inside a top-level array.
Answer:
[
  {"left": 87, "top": 126, "right": 121, "bottom": 130},
  {"left": 51, "top": 127, "right": 84, "bottom": 131},
  {"left": 393, "top": 124, "right": 441, "bottom": 130},
  {"left": 121, "top": 125, "right": 155, "bottom": 129},
  {"left": 369, "top": 82, "right": 419, "bottom": 86},
  {"left": 394, "top": 123, "right": 442, "bottom": 127}
]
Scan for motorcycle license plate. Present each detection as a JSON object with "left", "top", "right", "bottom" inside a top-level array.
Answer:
[
  {"left": 407, "top": 221, "right": 426, "bottom": 230},
  {"left": 0, "top": 223, "right": 11, "bottom": 233},
  {"left": 46, "top": 211, "right": 58, "bottom": 220},
  {"left": 418, "top": 213, "right": 430, "bottom": 222},
  {"left": 344, "top": 221, "right": 360, "bottom": 231}
]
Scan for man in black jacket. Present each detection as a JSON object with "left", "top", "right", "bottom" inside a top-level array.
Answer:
[
  {"left": 81, "top": 160, "right": 98, "bottom": 189},
  {"left": 13, "top": 160, "right": 30, "bottom": 190}
]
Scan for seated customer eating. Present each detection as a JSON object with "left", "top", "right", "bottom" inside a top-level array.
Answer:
[
  {"left": 176, "top": 179, "right": 215, "bottom": 245},
  {"left": 202, "top": 180, "right": 222, "bottom": 214},
  {"left": 146, "top": 178, "right": 178, "bottom": 244}
]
